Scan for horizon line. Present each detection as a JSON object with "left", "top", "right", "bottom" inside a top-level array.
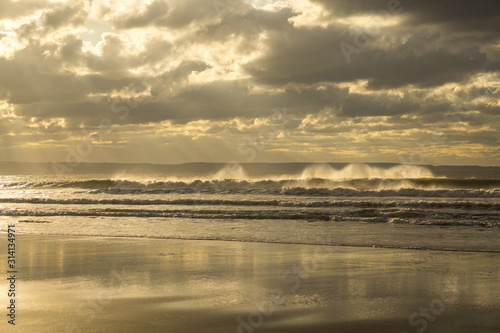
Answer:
[{"left": 1, "top": 161, "right": 499, "bottom": 168}]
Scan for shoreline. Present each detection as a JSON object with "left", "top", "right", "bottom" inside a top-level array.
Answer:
[
  {"left": 9, "top": 230, "right": 500, "bottom": 254},
  {"left": 1, "top": 234, "right": 499, "bottom": 332}
]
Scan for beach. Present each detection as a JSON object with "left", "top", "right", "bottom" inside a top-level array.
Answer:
[{"left": 1, "top": 234, "right": 499, "bottom": 333}]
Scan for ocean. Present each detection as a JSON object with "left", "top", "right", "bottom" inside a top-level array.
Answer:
[{"left": 1, "top": 163, "right": 499, "bottom": 252}]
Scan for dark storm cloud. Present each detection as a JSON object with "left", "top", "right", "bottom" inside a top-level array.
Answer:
[
  {"left": 482, "top": 105, "right": 500, "bottom": 116},
  {"left": 399, "top": 0, "right": 500, "bottom": 34},
  {"left": 15, "top": 101, "right": 110, "bottom": 120},
  {"left": 243, "top": 22, "right": 492, "bottom": 89},
  {"left": 144, "top": 81, "right": 347, "bottom": 124},
  {"left": 361, "top": 45, "right": 489, "bottom": 89},
  {"left": 340, "top": 93, "right": 418, "bottom": 117},
  {"left": 9, "top": 78, "right": 346, "bottom": 126},
  {"left": 313, "top": 0, "right": 500, "bottom": 32},
  {"left": 236, "top": 0, "right": 500, "bottom": 89}
]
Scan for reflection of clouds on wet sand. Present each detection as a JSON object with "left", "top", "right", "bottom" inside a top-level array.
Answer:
[{"left": 2, "top": 234, "right": 499, "bottom": 332}]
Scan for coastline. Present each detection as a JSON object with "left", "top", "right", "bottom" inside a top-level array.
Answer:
[{"left": 1, "top": 234, "right": 499, "bottom": 332}]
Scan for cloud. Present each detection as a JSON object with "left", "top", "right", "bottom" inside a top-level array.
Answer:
[
  {"left": 0, "top": 0, "right": 51, "bottom": 19},
  {"left": 42, "top": 2, "right": 89, "bottom": 29},
  {"left": 244, "top": 22, "right": 492, "bottom": 88},
  {"left": 112, "top": 0, "right": 170, "bottom": 29},
  {"left": 312, "top": 0, "right": 500, "bottom": 33},
  {"left": 0, "top": 0, "right": 498, "bottom": 165},
  {"left": 111, "top": 0, "right": 237, "bottom": 30},
  {"left": 339, "top": 93, "right": 418, "bottom": 117}
]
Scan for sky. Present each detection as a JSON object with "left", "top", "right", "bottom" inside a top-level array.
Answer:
[{"left": 0, "top": 0, "right": 499, "bottom": 166}]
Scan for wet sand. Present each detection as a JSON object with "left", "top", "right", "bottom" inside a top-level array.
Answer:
[{"left": 1, "top": 234, "right": 499, "bottom": 332}]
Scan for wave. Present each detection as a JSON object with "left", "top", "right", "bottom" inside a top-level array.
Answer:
[
  {"left": 2, "top": 178, "right": 500, "bottom": 193},
  {"left": 280, "top": 187, "right": 500, "bottom": 198},
  {"left": 0, "top": 179, "right": 116, "bottom": 189},
  {"left": 299, "top": 163, "right": 435, "bottom": 179},
  {"left": 86, "top": 186, "right": 500, "bottom": 198},
  {"left": 2, "top": 207, "right": 498, "bottom": 227},
  {"left": 0, "top": 207, "right": 334, "bottom": 221},
  {"left": 2, "top": 197, "right": 500, "bottom": 210}
]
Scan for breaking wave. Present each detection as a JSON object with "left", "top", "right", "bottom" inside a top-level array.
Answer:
[
  {"left": 1, "top": 197, "right": 499, "bottom": 209},
  {"left": 1, "top": 179, "right": 499, "bottom": 198},
  {"left": 2, "top": 163, "right": 500, "bottom": 245},
  {"left": 1, "top": 164, "right": 499, "bottom": 198},
  {"left": 299, "top": 163, "right": 435, "bottom": 180}
]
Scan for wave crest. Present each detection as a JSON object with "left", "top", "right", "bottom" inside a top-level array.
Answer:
[{"left": 300, "top": 163, "right": 435, "bottom": 180}]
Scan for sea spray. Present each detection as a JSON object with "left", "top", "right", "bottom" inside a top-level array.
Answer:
[{"left": 299, "top": 163, "right": 435, "bottom": 180}]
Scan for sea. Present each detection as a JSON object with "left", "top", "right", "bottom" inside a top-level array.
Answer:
[{"left": 1, "top": 162, "right": 499, "bottom": 252}]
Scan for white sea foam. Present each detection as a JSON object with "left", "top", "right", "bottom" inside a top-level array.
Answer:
[
  {"left": 211, "top": 163, "right": 249, "bottom": 180},
  {"left": 299, "top": 163, "right": 435, "bottom": 180}
]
